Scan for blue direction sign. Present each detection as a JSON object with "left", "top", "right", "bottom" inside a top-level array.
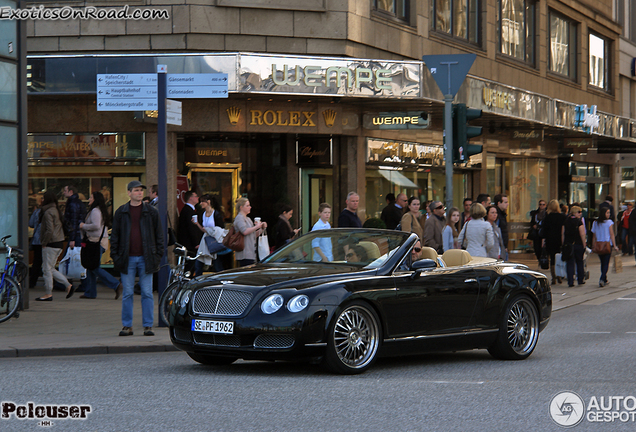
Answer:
[
  {"left": 97, "top": 73, "right": 158, "bottom": 111},
  {"left": 167, "top": 73, "right": 228, "bottom": 98},
  {"left": 422, "top": 54, "right": 476, "bottom": 97}
]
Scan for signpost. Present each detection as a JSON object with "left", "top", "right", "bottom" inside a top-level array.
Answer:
[
  {"left": 96, "top": 68, "right": 228, "bottom": 326},
  {"left": 422, "top": 54, "right": 476, "bottom": 211}
]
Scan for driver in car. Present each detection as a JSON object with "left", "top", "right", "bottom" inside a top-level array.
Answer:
[
  {"left": 345, "top": 245, "right": 368, "bottom": 263},
  {"left": 411, "top": 240, "right": 422, "bottom": 262}
]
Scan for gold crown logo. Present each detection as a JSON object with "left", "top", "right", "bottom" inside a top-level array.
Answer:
[
  {"left": 226, "top": 107, "right": 241, "bottom": 125},
  {"left": 323, "top": 109, "right": 337, "bottom": 128}
]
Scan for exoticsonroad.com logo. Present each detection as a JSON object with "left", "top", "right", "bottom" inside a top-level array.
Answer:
[{"left": 2, "top": 401, "right": 91, "bottom": 424}]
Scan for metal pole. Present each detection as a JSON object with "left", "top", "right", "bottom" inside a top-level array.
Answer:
[
  {"left": 444, "top": 94, "right": 454, "bottom": 212},
  {"left": 157, "top": 65, "right": 169, "bottom": 327}
]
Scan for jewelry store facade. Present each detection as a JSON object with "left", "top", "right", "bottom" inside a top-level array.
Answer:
[{"left": 27, "top": 52, "right": 635, "bottom": 254}]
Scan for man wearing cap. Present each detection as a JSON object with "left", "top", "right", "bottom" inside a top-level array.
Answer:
[
  {"left": 110, "top": 180, "right": 164, "bottom": 337},
  {"left": 423, "top": 201, "right": 446, "bottom": 254}
]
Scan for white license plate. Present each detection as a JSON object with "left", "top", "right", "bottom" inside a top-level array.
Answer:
[{"left": 191, "top": 319, "right": 234, "bottom": 334}]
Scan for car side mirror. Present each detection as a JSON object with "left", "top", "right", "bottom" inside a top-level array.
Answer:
[{"left": 410, "top": 258, "right": 436, "bottom": 279}]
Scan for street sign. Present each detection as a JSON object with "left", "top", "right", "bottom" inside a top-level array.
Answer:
[
  {"left": 422, "top": 54, "right": 476, "bottom": 97},
  {"left": 167, "top": 73, "right": 228, "bottom": 99},
  {"left": 97, "top": 73, "right": 158, "bottom": 111},
  {"left": 166, "top": 99, "right": 182, "bottom": 126}
]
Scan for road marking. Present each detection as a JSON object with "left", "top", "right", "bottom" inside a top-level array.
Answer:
[
  {"left": 431, "top": 381, "right": 484, "bottom": 385},
  {"left": 616, "top": 298, "right": 636, "bottom": 300},
  {"left": 577, "top": 332, "right": 611, "bottom": 334}
]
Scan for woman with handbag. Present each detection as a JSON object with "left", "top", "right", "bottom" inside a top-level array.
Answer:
[
  {"left": 562, "top": 205, "right": 587, "bottom": 287},
  {"left": 193, "top": 195, "right": 226, "bottom": 275},
  {"left": 80, "top": 191, "right": 123, "bottom": 299},
  {"left": 457, "top": 203, "right": 494, "bottom": 258},
  {"left": 591, "top": 207, "right": 619, "bottom": 287},
  {"left": 233, "top": 197, "right": 267, "bottom": 267},
  {"left": 542, "top": 199, "right": 566, "bottom": 284},
  {"left": 274, "top": 204, "right": 300, "bottom": 250},
  {"left": 400, "top": 197, "right": 423, "bottom": 242},
  {"left": 38, "top": 190, "right": 74, "bottom": 301}
]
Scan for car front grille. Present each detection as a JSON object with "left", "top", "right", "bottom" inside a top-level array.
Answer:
[
  {"left": 173, "top": 327, "right": 191, "bottom": 343},
  {"left": 253, "top": 334, "right": 295, "bottom": 349},
  {"left": 192, "top": 288, "right": 253, "bottom": 316},
  {"left": 193, "top": 334, "right": 241, "bottom": 347}
]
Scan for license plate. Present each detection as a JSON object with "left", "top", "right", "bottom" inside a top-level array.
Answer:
[{"left": 191, "top": 319, "right": 234, "bottom": 334}]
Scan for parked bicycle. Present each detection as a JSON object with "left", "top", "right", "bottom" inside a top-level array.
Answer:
[
  {"left": 0, "top": 235, "right": 24, "bottom": 323},
  {"left": 158, "top": 243, "right": 203, "bottom": 327}
]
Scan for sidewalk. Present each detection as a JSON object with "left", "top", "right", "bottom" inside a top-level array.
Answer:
[{"left": 2, "top": 255, "right": 636, "bottom": 359}]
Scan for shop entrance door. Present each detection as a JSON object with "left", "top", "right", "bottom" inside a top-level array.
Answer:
[
  {"left": 300, "top": 168, "right": 333, "bottom": 233},
  {"left": 187, "top": 163, "right": 241, "bottom": 226}
]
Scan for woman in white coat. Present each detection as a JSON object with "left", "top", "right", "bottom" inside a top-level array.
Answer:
[{"left": 457, "top": 203, "right": 494, "bottom": 258}]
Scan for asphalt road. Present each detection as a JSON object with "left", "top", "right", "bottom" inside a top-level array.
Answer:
[{"left": 2, "top": 293, "right": 636, "bottom": 432}]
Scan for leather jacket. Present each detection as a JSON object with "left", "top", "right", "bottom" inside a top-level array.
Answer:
[{"left": 111, "top": 202, "right": 164, "bottom": 274}]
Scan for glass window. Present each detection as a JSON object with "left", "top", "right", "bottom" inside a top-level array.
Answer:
[
  {"left": 0, "top": 125, "right": 17, "bottom": 184},
  {"left": 549, "top": 11, "right": 577, "bottom": 79},
  {"left": 433, "top": 0, "right": 480, "bottom": 44},
  {"left": 497, "top": 0, "right": 535, "bottom": 64},
  {"left": 0, "top": 0, "right": 17, "bottom": 59},
  {"left": 0, "top": 190, "right": 18, "bottom": 242},
  {"left": 589, "top": 32, "right": 609, "bottom": 90},
  {"left": 0, "top": 60, "right": 17, "bottom": 122},
  {"left": 374, "top": 0, "right": 410, "bottom": 22}
]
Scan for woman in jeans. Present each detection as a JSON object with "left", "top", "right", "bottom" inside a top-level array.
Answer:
[
  {"left": 37, "top": 191, "right": 74, "bottom": 301},
  {"left": 562, "top": 205, "right": 587, "bottom": 287},
  {"left": 233, "top": 197, "right": 267, "bottom": 267},
  {"left": 591, "top": 207, "right": 619, "bottom": 287},
  {"left": 80, "top": 191, "right": 123, "bottom": 299}
]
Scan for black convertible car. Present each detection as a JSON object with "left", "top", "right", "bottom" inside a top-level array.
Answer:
[{"left": 169, "top": 228, "right": 551, "bottom": 374}]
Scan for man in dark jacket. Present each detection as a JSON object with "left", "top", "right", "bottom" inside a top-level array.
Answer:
[
  {"left": 178, "top": 190, "right": 203, "bottom": 275},
  {"left": 63, "top": 184, "right": 87, "bottom": 291},
  {"left": 381, "top": 193, "right": 406, "bottom": 230},
  {"left": 494, "top": 194, "right": 509, "bottom": 260},
  {"left": 111, "top": 180, "right": 164, "bottom": 337},
  {"left": 338, "top": 192, "right": 362, "bottom": 228}
]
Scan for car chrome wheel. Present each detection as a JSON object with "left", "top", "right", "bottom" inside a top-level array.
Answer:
[
  {"left": 488, "top": 295, "right": 539, "bottom": 360},
  {"left": 325, "top": 302, "right": 380, "bottom": 374}
]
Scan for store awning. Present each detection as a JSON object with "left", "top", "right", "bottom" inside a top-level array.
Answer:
[{"left": 378, "top": 170, "right": 419, "bottom": 188}]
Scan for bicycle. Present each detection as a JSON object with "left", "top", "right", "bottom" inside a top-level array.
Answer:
[
  {"left": 158, "top": 243, "right": 203, "bottom": 327},
  {"left": 1, "top": 236, "right": 27, "bottom": 287},
  {"left": 0, "top": 235, "right": 24, "bottom": 323}
]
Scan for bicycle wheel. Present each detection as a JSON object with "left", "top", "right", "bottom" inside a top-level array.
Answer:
[
  {"left": 159, "top": 281, "right": 182, "bottom": 327},
  {"left": 0, "top": 275, "right": 21, "bottom": 324},
  {"left": 10, "top": 261, "right": 27, "bottom": 286}
]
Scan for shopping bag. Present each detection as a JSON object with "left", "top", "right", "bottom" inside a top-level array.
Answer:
[
  {"left": 59, "top": 247, "right": 87, "bottom": 279},
  {"left": 613, "top": 254, "right": 623, "bottom": 273},
  {"left": 257, "top": 233, "right": 270, "bottom": 261},
  {"left": 204, "top": 235, "right": 230, "bottom": 255},
  {"left": 554, "top": 253, "right": 567, "bottom": 278}
]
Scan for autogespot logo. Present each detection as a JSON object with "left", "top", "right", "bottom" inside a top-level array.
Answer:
[{"left": 550, "top": 391, "right": 585, "bottom": 427}]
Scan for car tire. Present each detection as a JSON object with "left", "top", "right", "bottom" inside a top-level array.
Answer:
[
  {"left": 324, "top": 301, "right": 381, "bottom": 374},
  {"left": 187, "top": 352, "right": 237, "bottom": 366},
  {"left": 488, "top": 295, "right": 539, "bottom": 360}
]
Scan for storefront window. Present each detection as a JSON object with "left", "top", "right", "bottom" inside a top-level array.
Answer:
[{"left": 621, "top": 167, "right": 635, "bottom": 202}]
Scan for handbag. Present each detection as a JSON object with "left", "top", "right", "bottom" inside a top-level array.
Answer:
[
  {"left": 80, "top": 227, "right": 105, "bottom": 271},
  {"left": 539, "top": 249, "right": 549, "bottom": 270},
  {"left": 204, "top": 234, "right": 230, "bottom": 255},
  {"left": 554, "top": 253, "right": 567, "bottom": 277},
  {"left": 222, "top": 225, "right": 244, "bottom": 252},
  {"left": 257, "top": 232, "right": 270, "bottom": 261},
  {"left": 592, "top": 241, "right": 611, "bottom": 255},
  {"left": 613, "top": 253, "right": 623, "bottom": 273}
]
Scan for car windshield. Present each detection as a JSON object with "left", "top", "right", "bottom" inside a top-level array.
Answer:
[{"left": 262, "top": 229, "right": 410, "bottom": 268}]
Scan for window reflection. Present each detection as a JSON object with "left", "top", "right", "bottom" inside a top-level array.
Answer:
[
  {"left": 498, "top": 0, "right": 535, "bottom": 64},
  {"left": 434, "top": 0, "right": 479, "bottom": 44},
  {"left": 589, "top": 33, "right": 606, "bottom": 89}
]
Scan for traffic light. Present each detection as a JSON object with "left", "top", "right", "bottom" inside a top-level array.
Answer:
[{"left": 452, "top": 103, "right": 483, "bottom": 163}]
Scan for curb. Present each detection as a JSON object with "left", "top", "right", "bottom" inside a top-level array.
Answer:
[{"left": 0, "top": 344, "right": 179, "bottom": 358}]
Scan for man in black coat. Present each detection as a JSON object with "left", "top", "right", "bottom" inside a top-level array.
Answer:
[
  {"left": 381, "top": 193, "right": 407, "bottom": 230},
  {"left": 178, "top": 190, "right": 203, "bottom": 274},
  {"left": 494, "top": 194, "right": 509, "bottom": 260}
]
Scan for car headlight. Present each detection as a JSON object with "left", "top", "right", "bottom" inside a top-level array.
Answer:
[
  {"left": 180, "top": 290, "right": 191, "bottom": 308},
  {"left": 261, "top": 294, "right": 284, "bottom": 314},
  {"left": 287, "top": 294, "right": 309, "bottom": 313}
]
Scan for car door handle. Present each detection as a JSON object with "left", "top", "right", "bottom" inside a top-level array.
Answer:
[{"left": 464, "top": 278, "right": 477, "bottom": 283}]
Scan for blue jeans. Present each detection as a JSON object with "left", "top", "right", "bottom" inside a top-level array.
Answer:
[
  {"left": 599, "top": 253, "right": 611, "bottom": 284},
  {"left": 83, "top": 246, "right": 121, "bottom": 298},
  {"left": 194, "top": 258, "right": 223, "bottom": 276},
  {"left": 621, "top": 228, "right": 634, "bottom": 255},
  {"left": 121, "top": 256, "right": 153, "bottom": 328}
]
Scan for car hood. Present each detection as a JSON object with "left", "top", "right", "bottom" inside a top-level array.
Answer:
[{"left": 191, "top": 262, "right": 375, "bottom": 289}]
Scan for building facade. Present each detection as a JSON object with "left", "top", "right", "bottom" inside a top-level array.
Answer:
[{"left": 24, "top": 0, "right": 633, "bottom": 255}]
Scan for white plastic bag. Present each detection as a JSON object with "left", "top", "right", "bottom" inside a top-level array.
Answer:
[
  {"left": 554, "top": 253, "right": 567, "bottom": 278},
  {"left": 257, "top": 233, "right": 270, "bottom": 261},
  {"left": 59, "top": 247, "right": 87, "bottom": 279}
]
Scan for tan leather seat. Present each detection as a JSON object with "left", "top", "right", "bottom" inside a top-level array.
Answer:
[
  {"left": 442, "top": 249, "right": 472, "bottom": 267},
  {"left": 419, "top": 246, "right": 438, "bottom": 261},
  {"left": 358, "top": 241, "right": 381, "bottom": 260}
]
